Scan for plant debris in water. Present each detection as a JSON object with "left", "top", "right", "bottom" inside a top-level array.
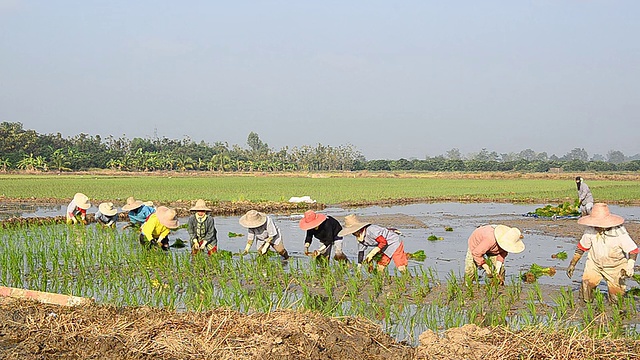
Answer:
[
  {"left": 551, "top": 251, "right": 568, "bottom": 260},
  {"left": 521, "top": 263, "right": 557, "bottom": 283},
  {"left": 528, "top": 201, "right": 580, "bottom": 218},
  {"left": 444, "top": 226, "right": 453, "bottom": 231},
  {"left": 228, "top": 231, "right": 244, "bottom": 238},
  {"left": 427, "top": 235, "right": 443, "bottom": 241},
  {"left": 406, "top": 250, "right": 426, "bottom": 262}
]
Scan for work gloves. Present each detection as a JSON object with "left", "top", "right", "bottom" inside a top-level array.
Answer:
[
  {"left": 304, "top": 243, "right": 311, "bottom": 256},
  {"left": 625, "top": 259, "right": 635, "bottom": 276},
  {"left": 481, "top": 263, "right": 493, "bottom": 278},
  {"left": 566, "top": 252, "right": 583, "bottom": 278},
  {"left": 364, "top": 247, "right": 381, "bottom": 263},
  {"left": 242, "top": 243, "right": 251, "bottom": 255},
  {"left": 259, "top": 240, "right": 271, "bottom": 255}
]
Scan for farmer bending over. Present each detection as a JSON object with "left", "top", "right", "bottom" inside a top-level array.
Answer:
[
  {"left": 66, "top": 192, "right": 91, "bottom": 225},
  {"left": 95, "top": 202, "right": 118, "bottom": 228},
  {"left": 122, "top": 196, "right": 155, "bottom": 228},
  {"left": 140, "top": 206, "right": 179, "bottom": 251},
  {"left": 566, "top": 203, "right": 638, "bottom": 302},
  {"left": 299, "top": 210, "right": 348, "bottom": 262},
  {"left": 239, "top": 210, "right": 289, "bottom": 260},
  {"left": 464, "top": 225, "right": 525, "bottom": 284},
  {"left": 339, "top": 214, "right": 408, "bottom": 274},
  {"left": 188, "top": 199, "right": 218, "bottom": 256}
]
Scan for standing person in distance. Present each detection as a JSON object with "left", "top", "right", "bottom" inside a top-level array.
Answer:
[{"left": 576, "top": 176, "right": 594, "bottom": 216}]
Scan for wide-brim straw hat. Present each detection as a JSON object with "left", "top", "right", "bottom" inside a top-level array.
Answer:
[
  {"left": 122, "top": 196, "right": 144, "bottom": 211},
  {"left": 98, "top": 202, "right": 118, "bottom": 216},
  {"left": 190, "top": 199, "right": 212, "bottom": 212},
  {"left": 577, "top": 203, "right": 624, "bottom": 228},
  {"left": 73, "top": 193, "right": 91, "bottom": 210},
  {"left": 338, "top": 214, "right": 370, "bottom": 237},
  {"left": 156, "top": 206, "right": 179, "bottom": 229},
  {"left": 494, "top": 225, "right": 525, "bottom": 254},
  {"left": 299, "top": 210, "right": 327, "bottom": 230},
  {"left": 239, "top": 210, "right": 267, "bottom": 228}
]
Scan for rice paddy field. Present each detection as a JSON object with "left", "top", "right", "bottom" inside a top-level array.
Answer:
[
  {"left": 1, "top": 173, "right": 640, "bottom": 204},
  {"left": 1, "top": 173, "right": 640, "bottom": 359}
]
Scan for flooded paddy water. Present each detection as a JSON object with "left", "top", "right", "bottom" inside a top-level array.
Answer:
[{"left": 2, "top": 201, "right": 640, "bottom": 345}]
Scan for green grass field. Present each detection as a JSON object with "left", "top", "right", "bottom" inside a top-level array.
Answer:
[{"left": 1, "top": 174, "right": 639, "bottom": 204}]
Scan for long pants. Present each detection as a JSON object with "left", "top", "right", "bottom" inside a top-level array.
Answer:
[
  {"left": 464, "top": 249, "right": 505, "bottom": 280},
  {"left": 581, "top": 257, "right": 626, "bottom": 302}
]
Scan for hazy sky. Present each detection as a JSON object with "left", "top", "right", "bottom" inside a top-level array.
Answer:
[{"left": 1, "top": 1, "right": 638, "bottom": 160}]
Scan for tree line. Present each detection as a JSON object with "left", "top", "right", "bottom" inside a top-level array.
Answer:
[{"left": 1, "top": 121, "right": 639, "bottom": 173}]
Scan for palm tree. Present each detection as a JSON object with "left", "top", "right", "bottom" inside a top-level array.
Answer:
[
  {"left": 0, "top": 158, "right": 11, "bottom": 172},
  {"left": 17, "top": 153, "right": 37, "bottom": 171},
  {"left": 49, "top": 149, "right": 71, "bottom": 172}
]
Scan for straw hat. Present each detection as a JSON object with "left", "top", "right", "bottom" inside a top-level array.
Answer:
[
  {"left": 156, "top": 206, "right": 179, "bottom": 229},
  {"left": 577, "top": 203, "right": 624, "bottom": 228},
  {"left": 122, "top": 196, "right": 144, "bottom": 211},
  {"left": 98, "top": 202, "right": 118, "bottom": 216},
  {"left": 143, "top": 201, "right": 154, "bottom": 208},
  {"left": 190, "top": 199, "right": 211, "bottom": 212},
  {"left": 73, "top": 193, "right": 91, "bottom": 210},
  {"left": 494, "top": 225, "right": 525, "bottom": 254},
  {"left": 299, "top": 210, "right": 327, "bottom": 230},
  {"left": 239, "top": 210, "right": 267, "bottom": 228},
  {"left": 337, "top": 214, "right": 370, "bottom": 237}
]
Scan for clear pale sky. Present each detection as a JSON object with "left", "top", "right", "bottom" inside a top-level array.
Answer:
[{"left": 1, "top": 1, "right": 638, "bottom": 160}]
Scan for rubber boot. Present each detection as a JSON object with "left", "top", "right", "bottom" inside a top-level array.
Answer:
[{"left": 279, "top": 249, "right": 289, "bottom": 260}]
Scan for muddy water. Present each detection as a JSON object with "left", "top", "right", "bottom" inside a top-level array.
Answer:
[{"left": 4, "top": 202, "right": 640, "bottom": 288}]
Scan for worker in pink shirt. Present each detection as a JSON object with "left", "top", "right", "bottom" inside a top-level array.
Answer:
[{"left": 464, "top": 224, "right": 525, "bottom": 284}]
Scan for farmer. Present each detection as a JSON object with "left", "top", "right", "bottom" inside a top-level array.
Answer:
[
  {"left": 140, "top": 206, "right": 179, "bottom": 251},
  {"left": 464, "top": 225, "right": 525, "bottom": 284},
  {"left": 576, "top": 176, "right": 594, "bottom": 216},
  {"left": 566, "top": 203, "right": 638, "bottom": 302},
  {"left": 239, "top": 210, "right": 289, "bottom": 260},
  {"left": 187, "top": 199, "right": 218, "bottom": 255},
  {"left": 338, "top": 214, "right": 408, "bottom": 274},
  {"left": 299, "top": 210, "right": 348, "bottom": 262},
  {"left": 66, "top": 192, "right": 91, "bottom": 225},
  {"left": 122, "top": 196, "right": 156, "bottom": 228},
  {"left": 95, "top": 202, "right": 118, "bottom": 228}
]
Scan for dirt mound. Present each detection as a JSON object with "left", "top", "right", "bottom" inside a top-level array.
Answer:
[
  {"left": 1, "top": 299, "right": 639, "bottom": 359},
  {"left": 0, "top": 299, "right": 414, "bottom": 360}
]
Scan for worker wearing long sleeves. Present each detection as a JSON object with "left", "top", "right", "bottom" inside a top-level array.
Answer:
[
  {"left": 140, "top": 206, "right": 179, "bottom": 251},
  {"left": 239, "top": 210, "right": 289, "bottom": 260},
  {"left": 338, "top": 214, "right": 407, "bottom": 274},
  {"left": 576, "top": 177, "right": 594, "bottom": 216},
  {"left": 299, "top": 210, "right": 347, "bottom": 262},
  {"left": 122, "top": 196, "right": 155, "bottom": 227},
  {"left": 66, "top": 193, "right": 91, "bottom": 225},
  {"left": 464, "top": 225, "right": 525, "bottom": 284},
  {"left": 566, "top": 203, "right": 638, "bottom": 302},
  {"left": 187, "top": 199, "right": 218, "bottom": 256},
  {"left": 95, "top": 202, "right": 118, "bottom": 228}
]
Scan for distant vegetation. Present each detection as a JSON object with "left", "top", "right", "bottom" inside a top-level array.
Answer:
[{"left": 1, "top": 121, "right": 639, "bottom": 173}]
